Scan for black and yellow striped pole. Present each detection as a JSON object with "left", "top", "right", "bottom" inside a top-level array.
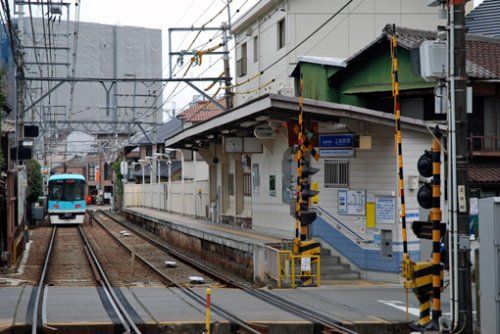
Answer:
[
  {"left": 431, "top": 126, "right": 443, "bottom": 326},
  {"left": 292, "top": 75, "right": 321, "bottom": 288},
  {"left": 389, "top": 25, "right": 412, "bottom": 319},
  {"left": 294, "top": 75, "right": 306, "bottom": 255}
]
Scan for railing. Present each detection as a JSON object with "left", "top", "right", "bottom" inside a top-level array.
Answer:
[
  {"left": 317, "top": 206, "right": 372, "bottom": 244},
  {"left": 123, "top": 180, "right": 210, "bottom": 218},
  {"left": 468, "top": 135, "right": 500, "bottom": 155},
  {"left": 265, "top": 243, "right": 320, "bottom": 288}
]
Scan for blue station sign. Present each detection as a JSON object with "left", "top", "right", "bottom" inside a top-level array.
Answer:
[{"left": 319, "top": 134, "right": 354, "bottom": 149}]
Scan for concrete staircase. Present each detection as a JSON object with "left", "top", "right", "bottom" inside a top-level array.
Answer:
[{"left": 320, "top": 248, "right": 360, "bottom": 280}]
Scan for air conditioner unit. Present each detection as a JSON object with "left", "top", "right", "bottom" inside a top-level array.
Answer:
[{"left": 418, "top": 40, "right": 447, "bottom": 82}]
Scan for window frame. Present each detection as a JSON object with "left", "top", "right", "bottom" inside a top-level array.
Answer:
[
  {"left": 237, "top": 42, "right": 248, "bottom": 77},
  {"left": 253, "top": 35, "right": 259, "bottom": 63},
  {"left": 243, "top": 173, "right": 252, "bottom": 197},
  {"left": 277, "top": 18, "right": 285, "bottom": 50},
  {"left": 324, "top": 159, "right": 349, "bottom": 188},
  {"left": 88, "top": 164, "right": 96, "bottom": 181},
  {"left": 228, "top": 173, "right": 235, "bottom": 196}
]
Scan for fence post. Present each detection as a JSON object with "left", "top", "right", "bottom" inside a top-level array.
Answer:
[{"left": 205, "top": 288, "right": 211, "bottom": 334}]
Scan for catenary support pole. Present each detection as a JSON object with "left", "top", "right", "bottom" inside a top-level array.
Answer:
[{"left": 448, "top": 1, "right": 473, "bottom": 332}]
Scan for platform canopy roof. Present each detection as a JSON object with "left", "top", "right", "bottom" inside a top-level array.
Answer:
[{"left": 164, "top": 93, "right": 434, "bottom": 150}]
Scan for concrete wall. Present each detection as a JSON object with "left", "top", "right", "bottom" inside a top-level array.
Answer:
[
  {"left": 233, "top": 0, "right": 444, "bottom": 106},
  {"left": 124, "top": 180, "right": 210, "bottom": 218}
]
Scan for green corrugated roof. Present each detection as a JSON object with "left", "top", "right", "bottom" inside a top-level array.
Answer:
[{"left": 342, "top": 82, "right": 436, "bottom": 95}]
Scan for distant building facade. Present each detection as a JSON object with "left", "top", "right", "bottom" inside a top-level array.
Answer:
[{"left": 0, "top": 17, "right": 163, "bottom": 165}]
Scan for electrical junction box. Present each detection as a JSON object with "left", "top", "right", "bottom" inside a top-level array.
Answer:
[
  {"left": 478, "top": 197, "right": 500, "bottom": 334},
  {"left": 419, "top": 40, "right": 447, "bottom": 82}
]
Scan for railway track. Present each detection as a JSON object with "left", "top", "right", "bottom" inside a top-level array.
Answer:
[
  {"left": 31, "top": 225, "right": 145, "bottom": 334},
  {"left": 97, "top": 210, "right": 359, "bottom": 334},
  {"left": 91, "top": 210, "right": 265, "bottom": 334}
]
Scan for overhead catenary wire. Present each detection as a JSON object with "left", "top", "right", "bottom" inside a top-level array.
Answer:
[
  {"left": 203, "top": 0, "right": 357, "bottom": 94},
  {"left": 129, "top": 0, "right": 235, "bottom": 123}
]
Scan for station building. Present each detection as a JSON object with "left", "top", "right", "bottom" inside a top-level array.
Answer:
[{"left": 156, "top": 26, "right": 500, "bottom": 282}]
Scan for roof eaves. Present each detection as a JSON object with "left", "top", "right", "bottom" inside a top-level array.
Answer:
[{"left": 231, "top": 0, "right": 277, "bottom": 35}]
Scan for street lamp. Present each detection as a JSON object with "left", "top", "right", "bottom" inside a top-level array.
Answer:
[
  {"left": 154, "top": 152, "right": 172, "bottom": 211},
  {"left": 165, "top": 148, "right": 185, "bottom": 214},
  {"left": 138, "top": 158, "right": 152, "bottom": 208},
  {"left": 164, "top": 148, "right": 184, "bottom": 182}
]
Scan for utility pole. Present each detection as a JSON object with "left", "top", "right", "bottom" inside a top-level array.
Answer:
[
  {"left": 8, "top": 1, "right": 26, "bottom": 164},
  {"left": 221, "top": 22, "right": 233, "bottom": 110},
  {"left": 449, "top": 0, "right": 473, "bottom": 332}
]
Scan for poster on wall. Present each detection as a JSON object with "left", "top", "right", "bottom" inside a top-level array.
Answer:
[
  {"left": 338, "top": 190, "right": 366, "bottom": 215},
  {"left": 375, "top": 196, "right": 396, "bottom": 224},
  {"left": 366, "top": 202, "right": 376, "bottom": 228},
  {"left": 252, "top": 163, "right": 260, "bottom": 196}
]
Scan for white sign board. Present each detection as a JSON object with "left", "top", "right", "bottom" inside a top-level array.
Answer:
[
  {"left": 339, "top": 190, "right": 366, "bottom": 215},
  {"left": 320, "top": 149, "right": 354, "bottom": 157},
  {"left": 120, "top": 161, "right": 128, "bottom": 175},
  {"left": 405, "top": 209, "right": 420, "bottom": 223},
  {"left": 376, "top": 196, "right": 396, "bottom": 224},
  {"left": 301, "top": 257, "right": 311, "bottom": 272}
]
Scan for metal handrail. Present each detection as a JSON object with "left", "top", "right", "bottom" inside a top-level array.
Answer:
[{"left": 317, "top": 206, "right": 372, "bottom": 243}]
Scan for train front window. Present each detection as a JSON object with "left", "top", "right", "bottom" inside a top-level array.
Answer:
[{"left": 49, "top": 180, "right": 85, "bottom": 201}]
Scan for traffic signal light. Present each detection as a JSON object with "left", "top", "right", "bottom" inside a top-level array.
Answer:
[
  {"left": 417, "top": 151, "right": 432, "bottom": 177},
  {"left": 297, "top": 161, "right": 319, "bottom": 227},
  {"left": 412, "top": 220, "right": 446, "bottom": 240},
  {"left": 417, "top": 150, "right": 433, "bottom": 209}
]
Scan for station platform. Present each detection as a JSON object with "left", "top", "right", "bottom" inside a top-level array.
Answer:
[
  {"left": 0, "top": 284, "right": 440, "bottom": 334},
  {"left": 123, "top": 206, "right": 282, "bottom": 249}
]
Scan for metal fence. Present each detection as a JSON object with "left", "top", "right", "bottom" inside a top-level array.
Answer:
[{"left": 123, "top": 180, "right": 210, "bottom": 218}]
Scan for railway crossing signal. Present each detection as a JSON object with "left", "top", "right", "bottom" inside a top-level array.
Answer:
[
  {"left": 409, "top": 125, "right": 444, "bottom": 330},
  {"left": 417, "top": 151, "right": 433, "bottom": 209}
]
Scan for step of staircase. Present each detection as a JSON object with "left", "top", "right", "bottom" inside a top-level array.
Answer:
[{"left": 320, "top": 247, "right": 360, "bottom": 280}]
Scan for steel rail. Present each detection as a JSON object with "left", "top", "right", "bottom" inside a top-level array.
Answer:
[
  {"left": 98, "top": 210, "right": 358, "bottom": 334},
  {"left": 31, "top": 226, "right": 56, "bottom": 334},
  {"left": 90, "top": 211, "right": 263, "bottom": 334},
  {"left": 77, "top": 225, "right": 142, "bottom": 334},
  {"left": 98, "top": 210, "right": 247, "bottom": 288}
]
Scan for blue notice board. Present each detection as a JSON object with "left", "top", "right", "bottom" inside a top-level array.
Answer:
[{"left": 319, "top": 134, "right": 354, "bottom": 149}]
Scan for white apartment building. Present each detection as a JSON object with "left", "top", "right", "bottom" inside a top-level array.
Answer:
[{"left": 231, "top": 0, "right": 443, "bottom": 106}]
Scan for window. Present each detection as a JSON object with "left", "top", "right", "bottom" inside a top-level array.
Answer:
[
  {"left": 243, "top": 173, "right": 252, "bottom": 197},
  {"left": 49, "top": 179, "right": 85, "bottom": 201},
  {"left": 146, "top": 145, "right": 153, "bottom": 157},
  {"left": 324, "top": 160, "right": 349, "bottom": 188},
  {"left": 237, "top": 42, "right": 247, "bottom": 77},
  {"left": 269, "top": 175, "right": 276, "bottom": 197},
  {"left": 228, "top": 173, "right": 234, "bottom": 196},
  {"left": 88, "top": 164, "right": 96, "bottom": 181},
  {"left": 252, "top": 163, "right": 260, "bottom": 196},
  {"left": 103, "top": 163, "right": 112, "bottom": 181},
  {"left": 277, "top": 19, "right": 285, "bottom": 49},
  {"left": 253, "top": 35, "right": 259, "bottom": 63}
]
